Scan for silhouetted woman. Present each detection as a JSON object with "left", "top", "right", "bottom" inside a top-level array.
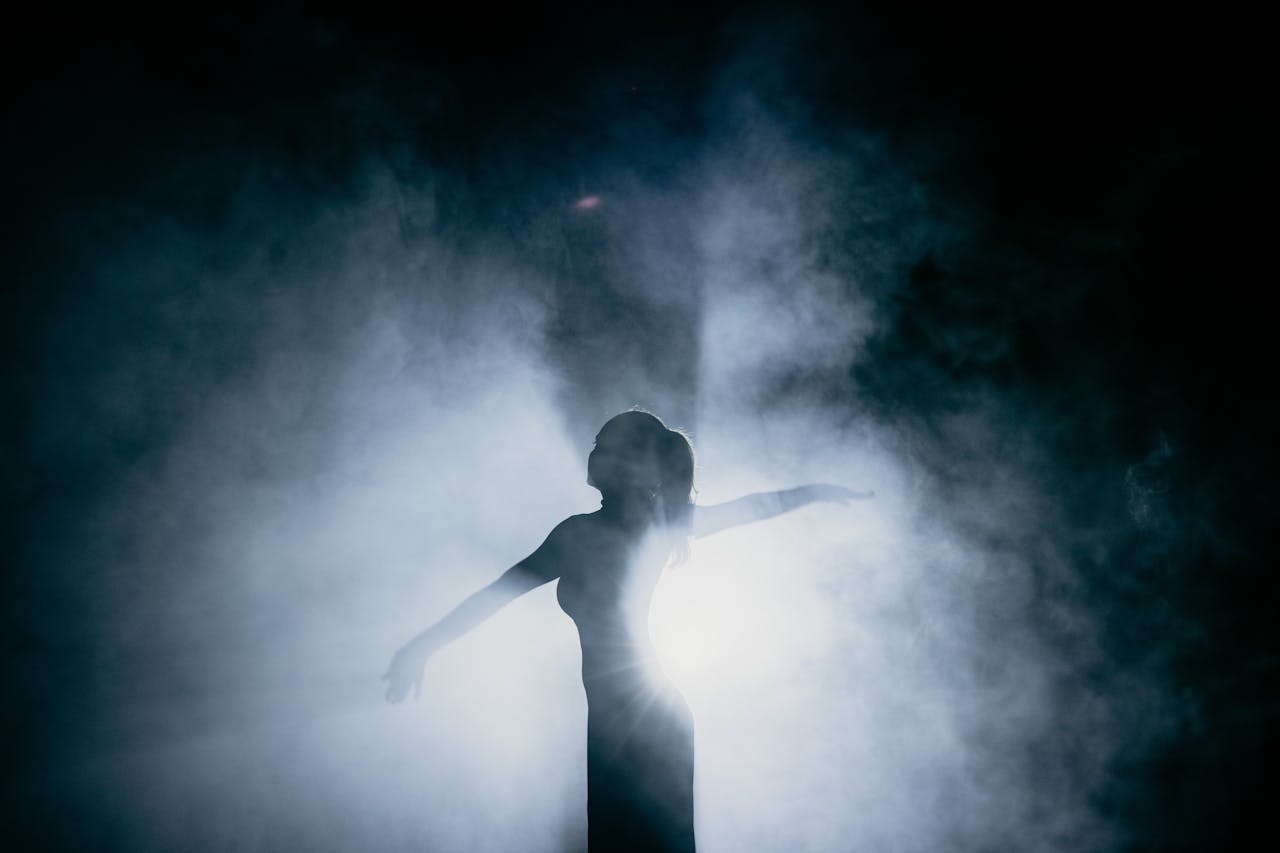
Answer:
[{"left": 384, "top": 410, "right": 869, "bottom": 852}]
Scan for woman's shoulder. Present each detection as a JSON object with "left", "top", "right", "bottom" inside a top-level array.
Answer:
[
  {"left": 558, "top": 510, "right": 604, "bottom": 529},
  {"left": 520, "top": 513, "right": 595, "bottom": 580},
  {"left": 541, "top": 511, "right": 602, "bottom": 545}
]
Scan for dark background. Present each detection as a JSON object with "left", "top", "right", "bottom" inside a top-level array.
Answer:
[{"left": 4, "top": 3, "right": 1274, "bottom": 849}]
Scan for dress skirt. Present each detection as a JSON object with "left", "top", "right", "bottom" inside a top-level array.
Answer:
[{"left": 583, "top": 671, "right": 696, "bottom": 853}]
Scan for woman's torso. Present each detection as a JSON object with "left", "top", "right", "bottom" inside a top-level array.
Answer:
[{"left": 554, "top": 510, "right": 672, "bottom": 683}]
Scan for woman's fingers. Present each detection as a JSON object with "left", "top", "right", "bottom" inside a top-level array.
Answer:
[
  {"left": 383, "top": 654, "right": 406, "bottom": 703},
  {"left": 381, "top": 651, "right": 426, "bottom": 703}
]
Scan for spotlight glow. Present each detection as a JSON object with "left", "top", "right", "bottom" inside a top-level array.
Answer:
[{"left": 648, "top": 531, "right": 827, "bottom": 699}]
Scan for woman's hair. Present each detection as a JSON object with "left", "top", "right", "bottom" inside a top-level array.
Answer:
[
  {"left": 651, "top": 421, "right": 695, "bottom": 529},
  {"left": 598, "top": 410, "right": 696, "bottom": 550}
]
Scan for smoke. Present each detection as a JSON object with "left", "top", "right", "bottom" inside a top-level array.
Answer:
[{"left": 6, "top": 7, "right": 1258, "bottom": 853}]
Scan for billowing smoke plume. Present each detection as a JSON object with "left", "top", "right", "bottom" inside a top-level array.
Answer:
[{"left": 6, "top": 7, "right": 1265, "bottom": 853}]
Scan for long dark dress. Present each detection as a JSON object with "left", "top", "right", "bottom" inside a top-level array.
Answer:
[{"left": 522, "top": 506, "right": 696, "bottom": 853}]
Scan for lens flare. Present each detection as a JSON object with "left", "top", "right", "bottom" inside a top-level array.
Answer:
[{"left": 648, "top": 530, "right": 831, "bottom": 701}]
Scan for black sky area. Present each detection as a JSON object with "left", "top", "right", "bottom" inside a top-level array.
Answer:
[{"left": 4, "top": 4, "right": 1275, "bottom": 851}]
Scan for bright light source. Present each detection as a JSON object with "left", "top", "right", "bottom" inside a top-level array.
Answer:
[
  {"left": 648, "top": 532, "right": 824, "bottom": 700},
  {"left": 575, "top": 195, "right": 601, "bottom": 210}
]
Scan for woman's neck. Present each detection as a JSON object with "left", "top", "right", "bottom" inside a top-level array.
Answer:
[{"left": 599, "top": 491, "right": 658, "bottom": 527}]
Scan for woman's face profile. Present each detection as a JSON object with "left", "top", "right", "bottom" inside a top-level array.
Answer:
[{"left": 588, "top": 416, "right": 660, "bottom": 494}]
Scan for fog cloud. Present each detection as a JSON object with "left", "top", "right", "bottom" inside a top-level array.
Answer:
[{"left": 6, "top": 9, "right": 1245, "bottom": 853}]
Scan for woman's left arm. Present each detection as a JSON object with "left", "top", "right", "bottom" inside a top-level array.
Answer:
[{"left": 691, "top": 483, "right": 873, "bottom": 538}]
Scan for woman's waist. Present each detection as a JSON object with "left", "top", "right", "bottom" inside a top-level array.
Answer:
[{"left": 578, "top": 643, "right": 661, "bottom": 682}]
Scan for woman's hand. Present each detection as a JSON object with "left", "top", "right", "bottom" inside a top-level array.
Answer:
[
  {"left": 382, "top": 634, "right": 437, "bottom": 703},
  {"left": 804, "top": 483, "right": 875, "bottom": 504}
]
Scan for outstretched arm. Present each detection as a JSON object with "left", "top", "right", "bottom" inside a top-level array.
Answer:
[
  {"left": 691, "top": 483, "right": 873, "bottom": 539},
  {"left": 382, "top": 563, "right": 549, "bottom": 703},
  {"left": 383, "top": 518, "right": 576, "bottom": 703}
]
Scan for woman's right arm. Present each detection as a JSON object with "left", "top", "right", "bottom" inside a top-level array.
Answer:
[
  {"left": 382, "top": 518, "right": 576, "bottom": 703},
  {"left": 382, "top": 564, "right": 550, "bottom": 702}
]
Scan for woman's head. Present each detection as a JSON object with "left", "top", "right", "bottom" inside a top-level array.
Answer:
[{"left": 588, "top": 410, "right": 694, "bottom": 527}]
